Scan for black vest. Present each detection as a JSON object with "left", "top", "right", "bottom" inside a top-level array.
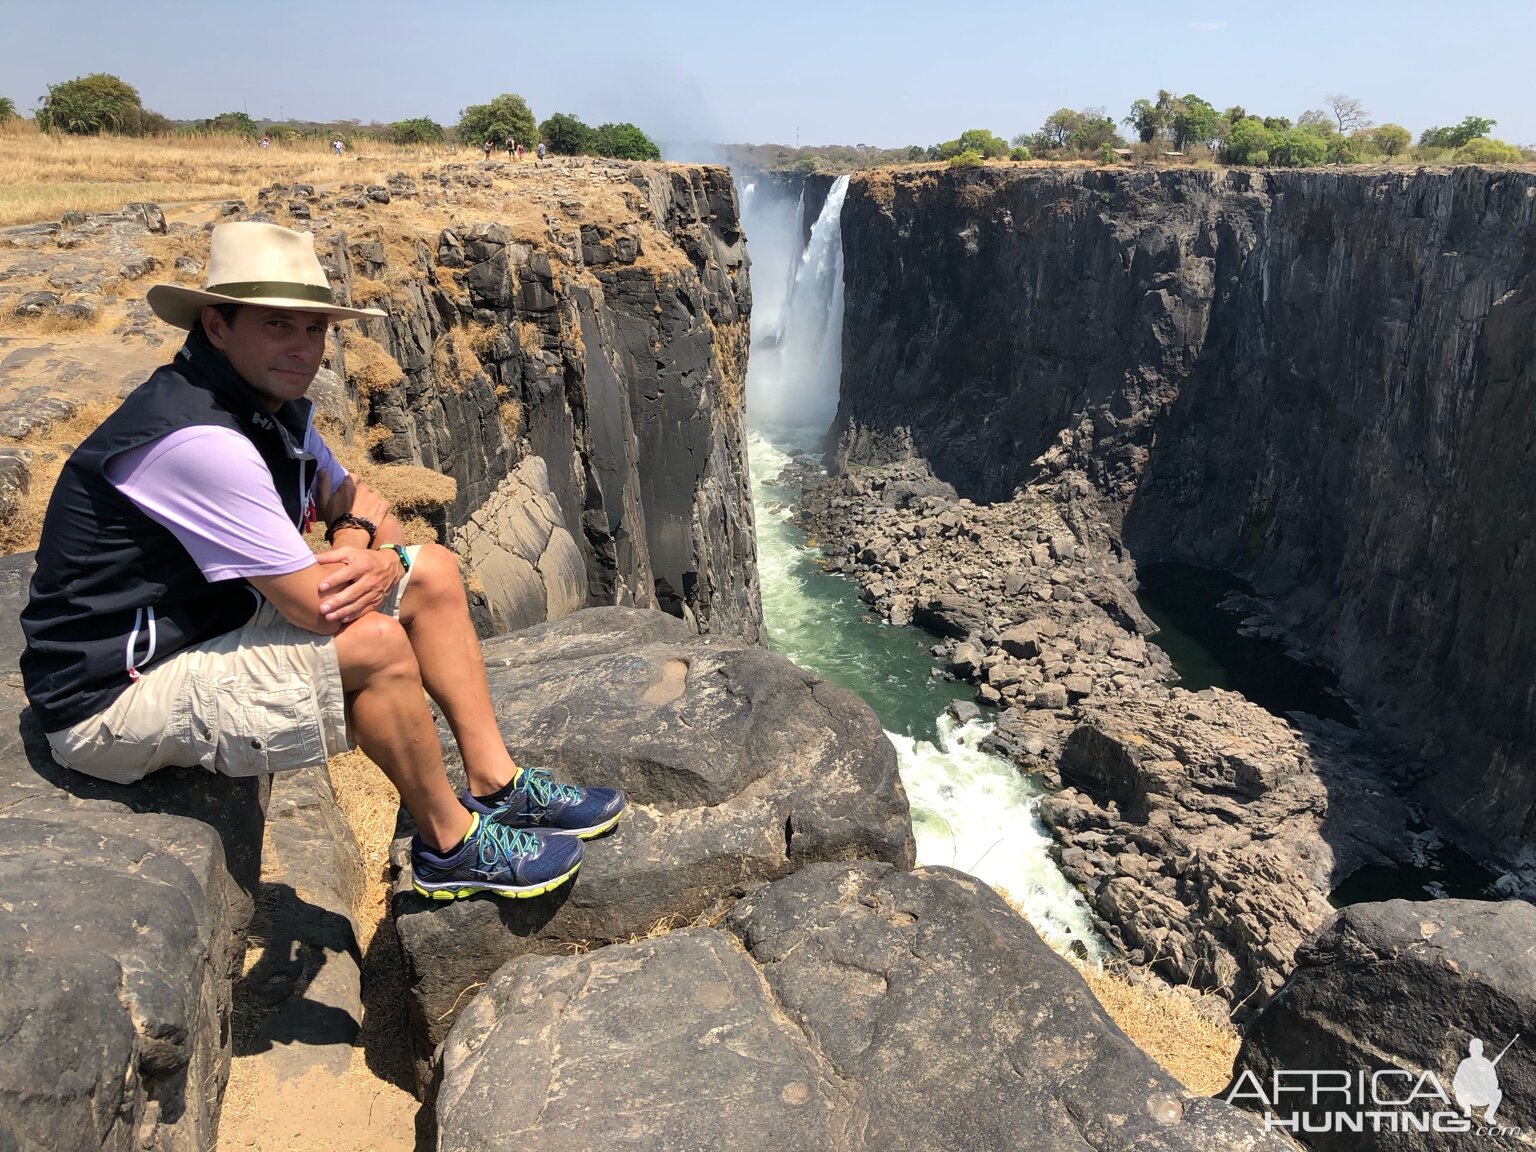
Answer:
[{"left": 20, "top": 329, "right": 319, "bottom": 731}]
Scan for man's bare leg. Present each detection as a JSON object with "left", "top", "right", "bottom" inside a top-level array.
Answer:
[
  {"left": 394, "top": 543, "right": 518, "bottom": 796},
  {"left": 333, "top": 608, "right": 473, "bottom": 852}
]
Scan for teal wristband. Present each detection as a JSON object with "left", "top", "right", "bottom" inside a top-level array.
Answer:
[{"left": 382, "top": 543, "right": 411, "bottom": 573}]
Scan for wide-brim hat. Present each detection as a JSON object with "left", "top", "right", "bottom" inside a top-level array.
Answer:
[{"left": 146, "top": 221, "right": 386, "bottom": 330}]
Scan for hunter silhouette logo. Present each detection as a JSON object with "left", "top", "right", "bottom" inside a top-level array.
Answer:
[
  {"left": 1227, "top": 1032, "right": 1524, "bottom": 1138},
  {"left": 1455, "top": 1036, "right": 1518, "bottom": 1124}
]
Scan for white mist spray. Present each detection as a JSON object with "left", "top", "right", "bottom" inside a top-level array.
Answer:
[{"left": 743, "top": 175, "right": 850, "bottom": 436}]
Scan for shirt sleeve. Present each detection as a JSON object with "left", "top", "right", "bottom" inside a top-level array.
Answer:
[
  {"left": 305, "top": 425, "right": 349, "bottom": 493},
  {"left": 105, "top": 426, "right": 320, "bottom": 582}
]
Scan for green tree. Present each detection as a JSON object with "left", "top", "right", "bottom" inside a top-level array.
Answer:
[
  {"left": 0, "top": 96, "right": 15, "bottom": 121},
  {"left": 36, "top": 73, "right": 147, "bottom": 135},
  {"left": 1272, "top": 128, "right": 1328, "bottom": 167},
  {"left": 456, "top": 93, "right": 537, "bottom": 148},
  {"left": 1222, "top": 117, "right": 1279, "bottom": 165},
  {"left": 905, "top": 144, "right": 926, "bottom": 161},
  {"left": 1009, "top": 145, "right": 1031, "bottom": 161},
  {"left": 1455, "top": 137, "right": 1522, "bottom": 163},
  {"left": 938, "top": 128, "right": 1007, "bottom": 160},
  {"left": 1262, "top": 116, "right": 1292, "bottom": 133},
  {"left": 1295, "top": 109, "right": 1336, "bottom": 136},
  {"left": 590, "top": 122, "right": 661, "bottom": 160},
  {"left": 1124, "top": 97, "right": 1167, "bottom": 144},
  {"left": 1420, "top": 116, "right": 1497, "bottom": 149},
  {"left": 1038, "top": 107, "right": 1120, "bottom": 154},
  {"left": 206, "top": 111, "right": 259, "bottom": 138},
  {"left": 1369, "top": 124, "right": 1411, "bottom": 156},
  {"left": 956, "top": 128, "right": 1009, "bottom": 158},
  {"left": 947, "top": 149, "right": 985, "bottom": 169},
  {"left": 538, "top": 112, "right": 593, "bottom": 154},
  {"left": 1171, "top": 94, "right": 1223, "bottom": 151},
  {"left": 390, "top": 117, "right": 443, "bottom": 144}
]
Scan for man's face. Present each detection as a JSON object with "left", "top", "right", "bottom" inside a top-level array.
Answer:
[{"left": 201, "top": 305, "right": 330, "bottom": 412}]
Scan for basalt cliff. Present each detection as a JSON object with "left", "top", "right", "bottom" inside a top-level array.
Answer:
[{"left": 831, "top": 164, "right": 1536, "bottom": 850}]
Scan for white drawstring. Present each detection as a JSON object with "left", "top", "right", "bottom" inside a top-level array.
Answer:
[{"left": 125, "top": 607, "right": 143, "bottom": 681}]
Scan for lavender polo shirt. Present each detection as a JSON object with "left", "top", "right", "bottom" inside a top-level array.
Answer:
[{"left": 104, "top": 425, "right": 348, "bottom": 582}]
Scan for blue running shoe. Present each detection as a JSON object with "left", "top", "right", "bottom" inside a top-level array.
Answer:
[
  {"left": 462, "top": 766, "right": 626, "bottom": 839},
  {"left": 412, "top": 813, "right": 582, "bottom": 900}
]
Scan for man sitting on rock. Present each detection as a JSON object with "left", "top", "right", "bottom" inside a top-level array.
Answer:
[{"left": 20, "top": 221, "right": 624, "bottom": 901}]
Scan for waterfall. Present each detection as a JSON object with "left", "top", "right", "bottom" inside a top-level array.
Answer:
[{"left": 743, "top": 175, "right": 850, "bottom": 437}]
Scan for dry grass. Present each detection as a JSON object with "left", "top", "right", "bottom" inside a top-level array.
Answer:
[
  {"left": 447, "top": 327, "right": 482, "bottom": 385},
  {"left": 350, "top": 276, "right": 391, "bottom": 306},
  {"left": 1073, "top": 961, "right": 1241, "bottom": 1095},
  {"left": 0, "top": 124, "right": 448, "bottom": 227},
  {"left": 0, "top": 399, "right": 118, "bottom": 553},
  {"left": 498, "top": 399, "right": 523, "bottom": 438},
  {"left": 0, "top": 305, "right": 109, "bottom": 339},
  {"left": 515, "top": 320, "right": 546, "bottom": 357},
  {"left": 342, "top": 331, "right": 404, "bottom": 395}
]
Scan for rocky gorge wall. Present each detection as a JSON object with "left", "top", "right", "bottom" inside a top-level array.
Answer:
[
  {"left": 327, "top": 160, "right": 762, "bottom": 640},
  {"left": 833, "top": 165, "right": 1536, "bottom": 848}
]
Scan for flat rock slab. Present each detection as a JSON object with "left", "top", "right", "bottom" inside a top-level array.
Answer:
[
  {"left": 390, "top": 607, "right": 914, "bottom": 1086},
  {"left": 437, "top": 863, "right": 1294, "bottom": 1152},
  {"left": 1230, "top": 898, "right": 1536, "bottom": 1150}
]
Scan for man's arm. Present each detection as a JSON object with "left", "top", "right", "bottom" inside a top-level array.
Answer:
[{"left": 248, "top": 546, "right": 407, "bottom": 635}]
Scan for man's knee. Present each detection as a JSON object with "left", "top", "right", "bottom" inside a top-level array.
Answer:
[
  {"left": 335, "top": 611, "right": 416, "bottom": 679},
  {"left": 403, "top": 542, "right": 465, "bottom": 606}
]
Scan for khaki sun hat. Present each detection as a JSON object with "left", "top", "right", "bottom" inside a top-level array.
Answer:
[{"left": 146, "top": 220, "right": 386, "bottom": 330}]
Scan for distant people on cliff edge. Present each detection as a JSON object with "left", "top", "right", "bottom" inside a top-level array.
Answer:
[
  {"left": 536, "top": 141, "right": 546, "bottom": 164},
  {"left": 331, "top": 138, "right": 344, "bottom": 156},
  {"left": 19, "top": 220, "right": 627, "bottom": 905},
  {"left": 516, "top": 142, "right": 525, "bottom": 161},
  {"left": 483, "top": 139, "right": 493, "bottom": 160},
  {"left": 507, "top": 138, "right": 515, "bottom": 160},
  {"left": 259, "top": 134, "right": 270, "bottom": 150}
]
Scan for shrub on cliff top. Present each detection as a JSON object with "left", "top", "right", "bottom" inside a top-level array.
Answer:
[
  {"left": 390, "top": 117, "right": 444, "bottom": 145},
  {"left": 0, "top": 97, "right": 15, "bottom": 121},
  {"left": 947, "top": 149, "right": 986, "bottom": 168},
  {"left": 937, "top": 129, "right": 1009, "bottom": 160},
  {"left": 457, "top": 93, "right": 537, "bottom": 148},
  {"left": 539, "top": 112, "right": 593, "bottom": 154},
  {"left": 1454, "top": 137, "right": 1523, "bottom": 164},
  {"left": 590, "top": 122, "right": 661, "bottom": 161}
]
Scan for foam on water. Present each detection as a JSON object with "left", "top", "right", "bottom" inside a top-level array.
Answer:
[{"left": 749, "top": 432, "right": 1103, "bottom": 957}]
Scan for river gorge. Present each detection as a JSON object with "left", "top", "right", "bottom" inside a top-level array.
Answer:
[{"left": 0, "top": 156, "right": 1532, "bottom": 1151}]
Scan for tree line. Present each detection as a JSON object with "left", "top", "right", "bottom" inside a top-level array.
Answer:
[
  {"left": 730, "top": 92, "right": 1530, "bottom": 173},
  {"left": 3, "top": 74, "right": 662, "bottom": 161}
]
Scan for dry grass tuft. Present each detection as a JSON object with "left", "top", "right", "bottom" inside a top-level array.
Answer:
[
  {"left": 342, "top": 331, "right": 404, "bottom": 395},
  {"left": 1073, "top": 962, "right": 1240, "bottom": 1095},
  {"left": 349, "top": 276, "right": 391, "bottom": 307},
  {"left": 0, "top": 306, "right": 109, "bottom": 339},
  {"left": 354, "top": 462, "right": 457, "bottom": 513},
  {"left": 466, "top": 320, "right": 502, "bottom": 358},
  {"left": 498, "top": 399, "right": 523, "bottom": 438},
  {"left": 0, "top": 399, "right": 118, "bottom": 553},
  {"left": 516, "top": 320, "right": 546, "bottom": 358},
  {"left": 447, "top": 327, "right": 482, "bottom": 385}
]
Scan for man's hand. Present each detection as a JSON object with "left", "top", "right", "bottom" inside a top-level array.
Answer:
[{"left": 315, "top": 544, "right": 404, "bottom": 623}]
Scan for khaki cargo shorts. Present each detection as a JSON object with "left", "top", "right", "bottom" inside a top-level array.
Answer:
[{"left": 46, "top": 548, "right": 420, "bottom": 784}]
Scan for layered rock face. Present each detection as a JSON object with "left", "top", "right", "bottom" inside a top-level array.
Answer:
[
  {"left": 330, "top": 161, "right": 760, "bottom": 639},
  {"left": 834, "top": 165, "right": 1536, "bottom": 847}
]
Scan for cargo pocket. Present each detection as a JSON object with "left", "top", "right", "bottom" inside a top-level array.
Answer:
[{"left": 190, "top": 673, "right": 326, "bottom": 777}]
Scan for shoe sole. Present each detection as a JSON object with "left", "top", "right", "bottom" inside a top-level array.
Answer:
[
  {"left": 412, "top": 860, "right": 580, "bottom": 901},
  {"left": 553, "top": 809, "right": 624, "bottom": 840}
]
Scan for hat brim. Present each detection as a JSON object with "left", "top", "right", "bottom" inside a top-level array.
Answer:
[{"left": 146, "top": 283, "right": 386, "bottom": 330}]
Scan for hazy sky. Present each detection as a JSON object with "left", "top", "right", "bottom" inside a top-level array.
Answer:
[{"left": 6, "top": 0, "right": 1534, "bottom": 148}]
